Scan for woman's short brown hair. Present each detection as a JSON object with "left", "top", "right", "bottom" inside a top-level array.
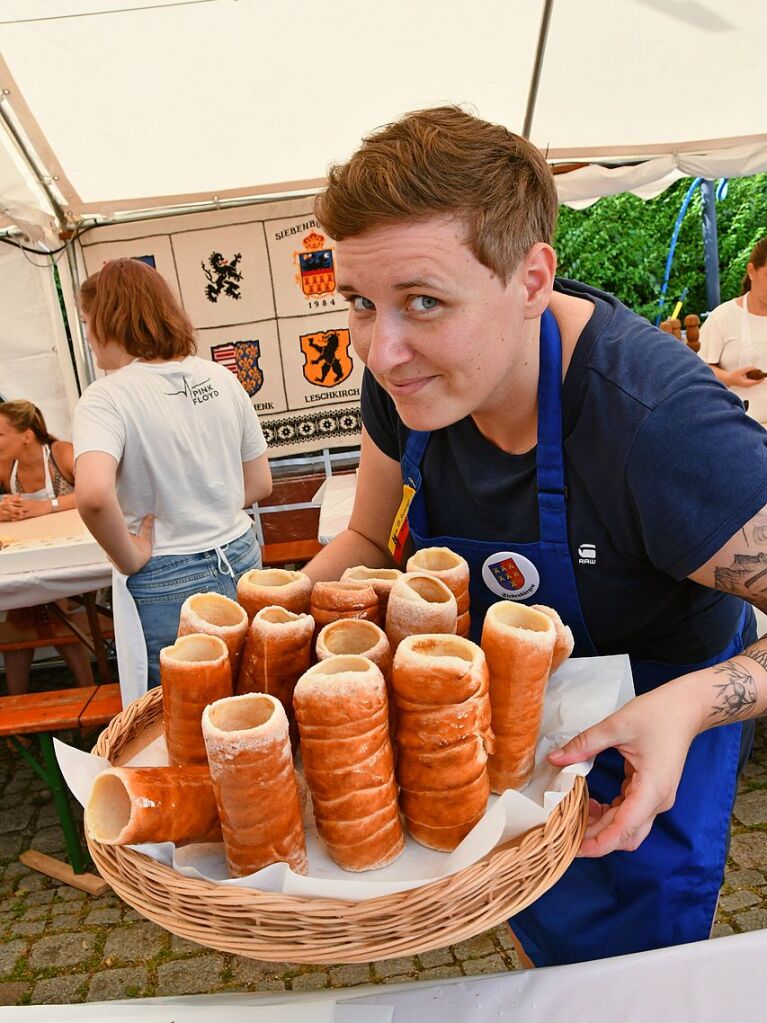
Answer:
[
  {"left": 315, "top": 106, "right": 558, "bottom": 282},
  {"left": 79, "top": 258, "right": 197, "bottom": 360}
]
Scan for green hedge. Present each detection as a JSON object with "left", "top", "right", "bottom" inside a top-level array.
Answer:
[{"left": 554, "top": 173, "right": 767, "bottom": 323}]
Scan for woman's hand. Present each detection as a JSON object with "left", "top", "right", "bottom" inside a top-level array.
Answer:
[
  {"left": 0, "top": 495, "right": 16, "bottom": 522},
  {"left": 109, "top": 514, "right": 155, "bottom": 576},
  {"left": 7, "top": 497, "right": 50, "bottom": 520},
  {"left": 547, "top": 683, "right": 703, "bottom": 857}
]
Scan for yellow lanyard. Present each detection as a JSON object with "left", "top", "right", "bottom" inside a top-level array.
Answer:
[{"left": 387, "top": 483, "right": 416, "bottom": 564}]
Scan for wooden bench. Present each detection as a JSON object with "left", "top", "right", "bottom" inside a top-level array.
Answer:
[
  {"left": 0, "top": 595, "right": 115, "bottom": 684},
  {"left": 261, "top": 539, "right": 323, "bottom": 568},
  {"left": 1, "top": 683, "right": 123, "bottom": 892}
]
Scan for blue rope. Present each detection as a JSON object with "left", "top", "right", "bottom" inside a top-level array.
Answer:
[{"left": 655, "top": 177, "right": 702, "bottom": 325}]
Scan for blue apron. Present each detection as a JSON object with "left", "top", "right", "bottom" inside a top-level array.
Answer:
[{"left": 398, "top": 308, "right": 753, "bottom": 966}]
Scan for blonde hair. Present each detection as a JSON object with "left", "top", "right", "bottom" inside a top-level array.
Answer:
[
  {"left": 0, "top": 400, "right": 56, "bottom": 445},
  {"left": 315, "top": 105, "right": 558, "bottom": 282}
]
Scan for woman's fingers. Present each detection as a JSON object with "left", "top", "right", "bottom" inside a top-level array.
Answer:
[{"left": 548, "top": 719, "right": 621, "bottom": 767}]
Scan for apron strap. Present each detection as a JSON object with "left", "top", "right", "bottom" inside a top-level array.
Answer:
[
  {"left": 536, "top": 309, "right": 569, "bottom": 545},
  {"left": 401, "top": 428, "right": 431, "bottom": 483}
]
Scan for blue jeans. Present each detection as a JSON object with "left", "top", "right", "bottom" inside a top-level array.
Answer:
[{"left": 126, "top": 527, "right": 261, "bottom": 688}]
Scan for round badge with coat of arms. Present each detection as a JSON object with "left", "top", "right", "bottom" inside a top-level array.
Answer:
[{"left": 481, "top": 551, "right": 540, "bottom": 600}]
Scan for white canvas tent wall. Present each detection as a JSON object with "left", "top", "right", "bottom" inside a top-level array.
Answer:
[{"left": 1, "top": 0, "right": 766, "bottom": 426}]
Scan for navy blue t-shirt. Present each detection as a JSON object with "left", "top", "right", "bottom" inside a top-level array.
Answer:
[{"left": 361, "top": 278, "right": 767, "bottom": 663}]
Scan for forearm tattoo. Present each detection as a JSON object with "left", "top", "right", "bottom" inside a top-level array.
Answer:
[
  {"left": 714, "top": 552, "right": 767, "bottom": 613},
  {"left": 709, "top": 660, "right": 758, "bottom": 722},
  {"left": 744, "top": 647, "right": 767, "bottom": 670},
  {"left": 750, "top": 511, "right": 767, "bottom": 545}
]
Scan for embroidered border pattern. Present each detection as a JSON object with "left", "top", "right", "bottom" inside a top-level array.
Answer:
[{"left": 262, "top": 407, "right": 361, "bottom": 448}]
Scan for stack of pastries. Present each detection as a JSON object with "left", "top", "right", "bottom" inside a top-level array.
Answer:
[{"left": 86, "top": 548, "right": 574, "bottom": 878}]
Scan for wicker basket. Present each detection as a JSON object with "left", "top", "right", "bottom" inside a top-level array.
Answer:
[{"left": 88, "top": 688, "right": 588, "bottom": 964}]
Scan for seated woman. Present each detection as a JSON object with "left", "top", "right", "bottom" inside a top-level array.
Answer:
[{"left": 0, "top": 400, "right": 95, "bottom": 694}]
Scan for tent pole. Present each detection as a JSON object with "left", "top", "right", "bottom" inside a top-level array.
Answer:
[
  {"left": 522, "top": 0, "right": 555, "bottom": 139},
  {"left": 0, "top": 98, "right": 66, "bottom": 227},
  {"left": 63, "top": 245, "right": 95, "bottom": 387},
  {"left": 700, "top": 179, "right": 721, "bottom": 311}
]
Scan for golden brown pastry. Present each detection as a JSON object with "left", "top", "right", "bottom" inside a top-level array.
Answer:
[
  {"left": 177, "top": 592, "right": 249, "bottom": 678},
  {"left": 236, "top": 568, "right": 312, "bottom": 622},
  {"left": 341, "top": 566, "right": 403, "bottom": 621},
  {"left": 407, "top": 547, "right": 471, "bottom": 638},
  {"left": 86, "top": 766, "right": 221, "bottom": 846},
  {"left": 315, "top": 618, "right": 396, "bottom": 749},
  {"left": 315, "top": 618, "right": 392, "bottom": 677},
  {"left": 385, "top": 573, "right": 457, "bottom": 651},
  {"left": 392, "top": 634, "right": 493, "bottom": 851},
  {"left": 310, "top": 580, "right": 379, "bottom": 631},
  {"left": 160, "top": 634, "right": 232, "bottom": 767},
  {"left": 236, "top": 606, "right": 314, "bottom": 746},
  {"left": 202, "top": 693, "right": 307, "bottom": 876},
  {"left": 481, "top": 602, "right": 556, "bottom": 793},
  {"left": 531, "top": 604, "right": 575, "bottom": 674},
  {"left": 293, "top": 655, "right": 404, "bottom": 871}
]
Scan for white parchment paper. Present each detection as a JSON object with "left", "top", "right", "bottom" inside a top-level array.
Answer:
[{"left": 57, "top": 654, "right": 633, "bottom": 902}]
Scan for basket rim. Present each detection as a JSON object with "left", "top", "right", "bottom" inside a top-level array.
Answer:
[{"left": 87, "top": 685, "right": 588, "bottom": 962}]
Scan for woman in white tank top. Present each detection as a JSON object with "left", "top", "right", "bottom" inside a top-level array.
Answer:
[
  {"left": 0, "top": 400, "right": 76, "bottom": 520},
  {"left": 699, "top": 236, "right": 767, "bottom": 426},
  {"left": 0, "top": 400, "right": 93, "bottom": 695}
]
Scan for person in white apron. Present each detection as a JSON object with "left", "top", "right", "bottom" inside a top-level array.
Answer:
[
  {"left": 0, "top": 400, "right": 94, "bottom": 694},
  {"left": 73, "top": 258, "right": 272, "bottom": 704},
  {"left": 303, "top": 106, "right": 767, "bottom": 966},
  {"left": 699, "top": 236, "right": 767, "bottom": 425}
]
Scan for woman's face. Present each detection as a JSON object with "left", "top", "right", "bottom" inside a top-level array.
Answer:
[{"left": 0, "top": 415, "right": 28, "bottom": 461}]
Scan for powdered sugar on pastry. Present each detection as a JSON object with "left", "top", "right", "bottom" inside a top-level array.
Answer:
[
  {"left": 294, "top": 656, "right": 403, "bottom": 871},
  {"left": 202, "top": 693, "right": 307, "bottom": 876},
  {"left": 236, "top": 569, "right": 312, "bottom": 622},
  {"left": 341, "top": 566, "right": 403, "bottom": 620},
  {"left": 481, "top": 602, "right": 555, "bottom": 793},
  {"left": 392, "top": 635, "right": 493, "bottom": 851},
  {"left": 310, "top": 580, "right": 380, "bottom": 632},
  {"left": 86, "top": 765, "right": 220, "bottom": 846},
  {"left": 236, "top": 606, "right": 314, "bottom": 748},
  {"left": 385, "top": 573, "right": 458, "bottom": 651},
  {"left": 177, "top": 592, "right": 248, "bottom": 678},
  {"left": 531, "top": 604, "right": 575, "bottom": 674},
  {"left": 160, "top": 633, "right": 232, "bottom": 766},
  {"left": 407, "top": 547, "right": 471, "bottom": 638}
]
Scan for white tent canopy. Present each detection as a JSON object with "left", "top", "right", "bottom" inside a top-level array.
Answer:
[
  {"left": 0, "top": 0, "right": 765, "bottom": 437},
  {"left": 1, "top": 0, "right": 766, "bottom": 223}
]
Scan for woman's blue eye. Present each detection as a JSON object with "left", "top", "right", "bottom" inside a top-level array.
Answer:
[
  {"left": 349, "top": 296, "right": 375, "bottom": 312},
  {"left": 410, "top": 295, "right": 439, "bottom": 312}
]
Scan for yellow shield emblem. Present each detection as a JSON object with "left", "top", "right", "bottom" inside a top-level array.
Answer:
[{"left": 300, "top": 329, "right": 353, "bottom": 388}]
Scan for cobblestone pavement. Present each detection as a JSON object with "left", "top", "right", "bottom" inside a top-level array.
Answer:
[{"left": 1, "top": 673, "right": 765, "bottom": 1006}]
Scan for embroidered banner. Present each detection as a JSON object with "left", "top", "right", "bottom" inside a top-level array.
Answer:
[{"left": 78, "top": 197, "right": 362, "bottom": 455}]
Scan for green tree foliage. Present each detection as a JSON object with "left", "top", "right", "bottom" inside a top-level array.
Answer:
[{"left": 554, "top": 173, "right": 767, "bottom": 323}]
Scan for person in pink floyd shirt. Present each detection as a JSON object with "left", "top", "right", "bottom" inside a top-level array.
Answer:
[
  {"left": 301, "top": 105, "right": 767, "bottom": 968},
  {"left": 73, "top": 258, "right": 272, "bottom": 688},
  {"left": 699, "top": 236, "right": 767, "bottom": 425},
  {"left": 0, "top": 400, "right": 95, "bottom": 694}
]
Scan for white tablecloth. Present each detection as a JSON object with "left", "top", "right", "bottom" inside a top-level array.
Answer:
[
  {"left": 4, "top": 931, "right": 764, "bottom": 1022},
  {"left": 313, "top": 473, "right": 357, "bottom": 544},
  {"left": 0, "top": 510, "right": 110, "bottom": 612},
  {"left": 0, "top": 561, "right": 112, "bottom": 613}
]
